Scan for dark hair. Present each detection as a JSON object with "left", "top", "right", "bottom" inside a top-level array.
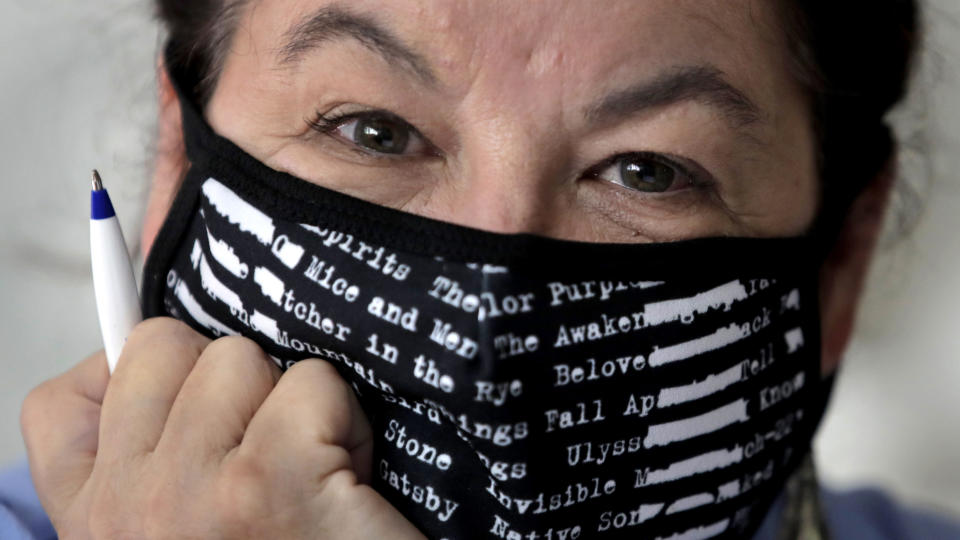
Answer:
[
  {"left": 776, "top": 0, "right": 921, "bottom": 240},
  {"left": 155, "top": 0, "right": 248, "bottom": 108},
  {"left": 155, "top": 0, "right": 921, "bottom": 241}
]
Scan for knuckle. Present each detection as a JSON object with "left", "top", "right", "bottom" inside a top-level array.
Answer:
[
  {"left": 141, "top": 481, "right": 183, "bottom": 538},
  {"left": 20, "top": 384, "right": 45, "bottom": 434},
  {"left": 204, "top": 334, "right": 264, "bottom": 359},
  {"left": 287, "top": 359, "right": 352, "bottom": 404},
  {"left": 126, "top": 317, "right": 189, "bottom": 345},
  {"left": 20, "top": 380, "right": 56, "bottom": 446},
  {"left": 199, "top": 336, "right": 275, "bottom": 380},
  {"left": 125, "top": 317, "right": 209, "bottom": 356},
  {"left": 19, "top": 379, "right": 78, "bottom": 492},
  {"left": 113, "top": 318, "right": 210, "bottom": 377},
  {"left": 286, "top": 357, "right": 338, "bottom": 379},
  {"left": 217, "top": 453, "right": 272, "bottom": 527}
]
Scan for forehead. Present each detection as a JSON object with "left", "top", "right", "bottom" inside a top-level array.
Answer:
[{"left": 242, "top": 0, "right": 791, "bottom": 108}]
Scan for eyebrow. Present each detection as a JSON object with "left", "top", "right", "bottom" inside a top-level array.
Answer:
[
  {"left": 277, "top": 5, "right": 438, "bottom": 86},
  {"left": 584, "top": 65, "right": 764, "bottom": 131}
]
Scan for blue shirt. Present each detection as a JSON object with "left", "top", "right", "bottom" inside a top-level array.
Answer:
[
  {"left": 0, "top": 459, "right": 55, "bottom": 540},
  {"left": 752, "top": 481, "right": 960, "bottom": 539},
  {"left": 2, "top": 457, "right": 958, "bottom": 539}
]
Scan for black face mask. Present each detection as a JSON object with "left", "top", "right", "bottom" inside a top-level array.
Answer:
[{"left": 142, "top": 53, "right": 839, "bottom": 539}]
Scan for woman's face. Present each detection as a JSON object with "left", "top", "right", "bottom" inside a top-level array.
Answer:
[
  {"left": 149, "top": 0, "right": 883, "bottom": 375},
  {"left": 204, "top": 0, "right": 819, "bottom": 243}
]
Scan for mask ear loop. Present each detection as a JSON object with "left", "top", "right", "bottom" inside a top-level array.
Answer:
[
  {"left": 140, "top": 41, "right": 206, "bottom": 317},
  {"left": 161, "top": 39, "right": 223, "bottom": 169}
]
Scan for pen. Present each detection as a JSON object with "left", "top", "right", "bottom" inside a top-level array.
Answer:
[{"left": 90, "top": 170, "right": 142, "bottom": 374}]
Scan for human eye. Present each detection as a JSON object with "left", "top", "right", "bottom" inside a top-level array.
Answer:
[
  {"left": 307, "top": 108, "right": 436, "bottom": 158},
  {"left": 585, "top": 151, "right": 714, "bottom": 194}
]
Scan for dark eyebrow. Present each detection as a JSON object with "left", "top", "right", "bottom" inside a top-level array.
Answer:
[
  {"left": 584, "top": 65, "right": 763, "bottom": 131},
  {"left": 277, "top": 4, "right": 438, "bottom": 86}
]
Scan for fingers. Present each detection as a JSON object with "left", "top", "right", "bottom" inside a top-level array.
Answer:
[
  {"left": 23, "top": 321, "right": 413, "bottom": 539},
  {"left": 62, "top": 346, "right": 112, "bottom": 403},
  {"left": 20, "top": 350, "right": 110, "bottom": 520},
  {"left": 98, "top": 317, "right": 211, "bottom": 459},
  {"left": 156, "top": 335, "right": 281, "bottom": 463},
  {"left": 241, "top": 359, "right": 373, "bottom": 485}
]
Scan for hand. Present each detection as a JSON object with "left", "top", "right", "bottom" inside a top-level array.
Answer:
[{"left": 21, "top": 317, "right": 425, "bottom": 539}]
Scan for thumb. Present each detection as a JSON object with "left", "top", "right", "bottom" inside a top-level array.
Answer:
[{"left": 20, "top": 350, "right": 110, "bottom": 521}]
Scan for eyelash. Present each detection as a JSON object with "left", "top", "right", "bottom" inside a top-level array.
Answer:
[
  {"left": 307, "top": 109, "right": 715, "bottom": 195},
  {"left": 584, "top": 152, "right": 714, "bottom": 193},
  {"left": 307, "top": 109, "right": 435, "bottom": 158}
]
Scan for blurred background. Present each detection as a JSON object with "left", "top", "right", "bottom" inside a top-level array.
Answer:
[{"left": 1, "top": 0, "right": 958, "bottom": 523}]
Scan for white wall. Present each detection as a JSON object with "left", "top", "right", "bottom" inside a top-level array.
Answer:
[
  {"left": 0, "top": 0, "right": 155, "bottom": 468},
  {"left": 1, "top": 0, "right": 957, "bottom": 521}
]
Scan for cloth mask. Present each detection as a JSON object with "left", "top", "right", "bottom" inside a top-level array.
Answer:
[{"left": 142, "top": 59, "right": 835, "bottom": 540}]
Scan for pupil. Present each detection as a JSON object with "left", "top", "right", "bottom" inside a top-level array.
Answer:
[
  {"left": 356, "top": 117, "right": 409, "bottom": 154},
  {"left": 621, "top": 158, "right": 674, "bottom": 192}
]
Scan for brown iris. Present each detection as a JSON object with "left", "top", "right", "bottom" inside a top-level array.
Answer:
[
  {"left": 620, "top": 157, "right": 676, "bottom": 192},
  {"left": 354, "top": 116, "right": 411, "bottom": 154}
]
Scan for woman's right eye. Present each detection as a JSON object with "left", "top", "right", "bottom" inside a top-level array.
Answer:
[{"left": 309, "top": 111, "right": 432, "bottom": 158}]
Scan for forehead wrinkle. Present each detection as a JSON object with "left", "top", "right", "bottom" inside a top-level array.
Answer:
[
  {"left": 276, "top": 3, "right": 439, "bottom": 87},
  {"left": 583, "top": 65, "right": 772, "bottom": 156}
]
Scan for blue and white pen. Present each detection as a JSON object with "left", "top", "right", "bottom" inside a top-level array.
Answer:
[{"left": 90, "top": 170, "right": 142, "bottom": 374}]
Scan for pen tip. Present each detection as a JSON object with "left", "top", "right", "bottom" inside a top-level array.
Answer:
[{"left": 92, "top": 170, "right": 103, "bottom": 191}]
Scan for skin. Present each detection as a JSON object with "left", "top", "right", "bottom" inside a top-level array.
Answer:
[{"left": 23, "top": 0, "right": 894, "bottom": 537}]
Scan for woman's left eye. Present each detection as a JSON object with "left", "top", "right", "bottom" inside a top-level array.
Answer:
[
  {"left": 309, "top": 111, "right": 431, "bottom": 157},
  {"left": 590, "top": 153, "right": 701, "bottom": 194}
]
